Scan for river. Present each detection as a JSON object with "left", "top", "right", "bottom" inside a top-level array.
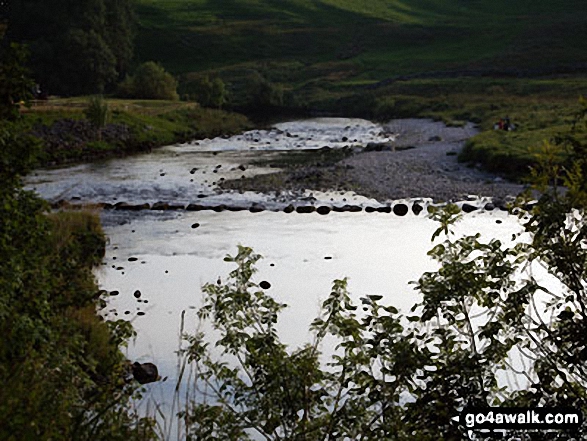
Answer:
[{"left": 25, "top": 117, "right": 545, "bottom": 438}]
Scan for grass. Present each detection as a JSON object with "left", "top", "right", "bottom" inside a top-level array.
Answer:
[
  {"left": 134, "top": 0, "right": 587, "bottom": 83},
  {"left": 19, "top": 98, "right": 252, "bottom": 166}
]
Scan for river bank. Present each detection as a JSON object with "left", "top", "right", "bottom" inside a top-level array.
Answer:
[
  {"left": 19, "top": 99, "right": 251, "bottom": 167},
  {"left": 220, "top": 119, "right": 527, "bottom": 203}
]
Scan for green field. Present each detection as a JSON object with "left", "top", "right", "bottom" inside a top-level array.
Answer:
[{"left": 135, "top": 0, "right": 587, "bottom": 85}]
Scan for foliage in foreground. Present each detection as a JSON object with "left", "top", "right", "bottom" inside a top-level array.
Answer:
[
  {"left": 0, "top": 126, "right": 156, "bottom": 440},
  {"left": 178, "top": 110, "right": 587, "bottom": 439}
]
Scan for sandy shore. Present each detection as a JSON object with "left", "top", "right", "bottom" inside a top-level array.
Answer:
[{"left": 222, "top": 119, "right": 527, "bottom": 203}]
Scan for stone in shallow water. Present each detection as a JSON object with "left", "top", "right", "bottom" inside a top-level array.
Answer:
[
  {"left": 249, "top": 203, "right": 265, "bottom": 213},
  {"left": 393, "top": 204, "right": 408, "bottom": 216},
  {"left": 128, "top": 257, "right": 138, "bottom": 262},
  {"left": 259, "top": 281, "right": 271, "bottom": 290},
  {"left": 191, "top": 223, "right": 200, "bottom": 229},
  {"left": 296, "top": 206, "right": 316, "bottom": 214},
  {"left": 134, "top": 290, "right": 141, "bottom": 299},
  {"left": 132, "top": 362, "right": 158, "bottom": 384},
  {"left": 412, "top": 203, "right": 423, "bottom": 215},
  {"left": 461, "top": 203, "right": 478, "bottom": 213},
  {"left": 186, "top": 203, "right": 205, "bottom": 211}
]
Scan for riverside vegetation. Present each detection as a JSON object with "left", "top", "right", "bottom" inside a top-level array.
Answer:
[
  {"left": 0, "top": 123, "right": 158, "bottom": 439},
  {"left": 0, "top": 42, "right": 160, "bottom": 439}
]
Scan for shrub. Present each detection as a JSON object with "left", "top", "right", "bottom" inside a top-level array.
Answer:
[
  {"left": 116, "top": 61, "right": 179, "bottom": 100},
  {"left": 181, "top": 75, "right": 228, "bottom": 109},
  {"left": 84, "top": 95, "right": 110, "bottom": 138}
]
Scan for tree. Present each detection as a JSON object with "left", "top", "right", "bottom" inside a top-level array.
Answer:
[
  {"left": 117, "top": 61, "right": 179, "bottom": 101},
  {"left": 248, "top": 71, "right": 284, "bottom": 109},
  {"left": 181, "top": 76, "right": 228, "bottom": 108},
  {"left": 7, "top": 0, "right": 135, "bottom": 95},
  {"left": 178, "top": 103, "right": 587, "bottom": 439},
  {"left": 0, "top": 41, "right": 155, "bottom": 440},
  {"left": 0, "top": 42, "right": 33, "bottom": 120}
]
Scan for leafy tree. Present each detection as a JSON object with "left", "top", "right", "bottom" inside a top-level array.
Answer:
[
  {"left": 117, "top": 61, "right": 179, "bottom": 100},
  {"left": 181, "top": 75, "right": 228, "bottom": 109},
  {"left": 0, "top": 42, "right": 33, "bottom": 120},
  {"left": 7, "top": 0, "right": 135, "bottom": 95},
  {"left": 60, "top": 28, "right": 118, "bottom": 94},
  {"left": 0, "top": 41, "right": 154, "bottom": 440},
  {"left": 247, "top": 71, "right": 284, "bottom": 109}
]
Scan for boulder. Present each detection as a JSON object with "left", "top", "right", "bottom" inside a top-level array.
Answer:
[
  {"left": 461, "top": 203, "right": 478, "bottom": 213},
  {"left": 393, "top": 204, "right": 409, "bottom": 216},
  {"left": 151, "top": 202, "right": 169, "bottom": 210},
  {"left": 296, "top": 205, "right": 316, "bottom": 214},
  {"left": 249, "top": 203, "right": 265, "bottom": 213},
  {"left": 132, "top": 362, "right": 159, "bottom": 385},
  {"left": 186, "top": 203, "right": 206, "bottom": 211}
]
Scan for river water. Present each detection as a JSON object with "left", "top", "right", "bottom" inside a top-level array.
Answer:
[{"left": 25, "top": 118, "right": 549, "bottom": 437}]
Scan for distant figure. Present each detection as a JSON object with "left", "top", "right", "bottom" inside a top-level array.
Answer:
[{"left": 494, "top": 116, "right": 515, "bottom": 131}]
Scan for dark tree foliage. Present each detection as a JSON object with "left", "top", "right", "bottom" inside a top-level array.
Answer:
[
  {"left": 0, "top": 42, "right": 154, "bottom": 440},
  {"left": 0, "top": 42, "right": 34, "bottom": 120},
  {"left": 117, "top": 61, "right": 179, "bottom": 100},
  {"left": 7, "top": 0, "right": 135, "bottom": 96}
]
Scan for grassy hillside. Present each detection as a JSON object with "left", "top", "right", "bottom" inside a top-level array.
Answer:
[{"left": 134, "top": 0, "right": 587, "bottom": 85}]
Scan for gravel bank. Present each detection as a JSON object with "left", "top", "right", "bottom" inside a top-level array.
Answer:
[
  {"left": 342, "top": 119, "right": 526, "bottom": 202},
  {"left": 222, "top": 119, "right": 527, "bottom": 203}
]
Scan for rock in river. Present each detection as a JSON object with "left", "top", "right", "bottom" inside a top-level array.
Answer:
[{"left": 132, "top": 362, "right": 159, "bottom": 384}]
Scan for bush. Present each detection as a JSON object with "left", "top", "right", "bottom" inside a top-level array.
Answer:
[
  {"left": 246, "top": 72, "right": 284, "bottom": 109},
  {"left": 84, "top": 95, "right": 110, "bottom": 136},
  {"left": 181, "top": 75, "right": 228, "bottom": 108},
  {"left": 116, "top": 61, "right": 179, "bottom": 100},
  {"left": 0, "top": 126, "right": 156, "bottom": 439}
]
